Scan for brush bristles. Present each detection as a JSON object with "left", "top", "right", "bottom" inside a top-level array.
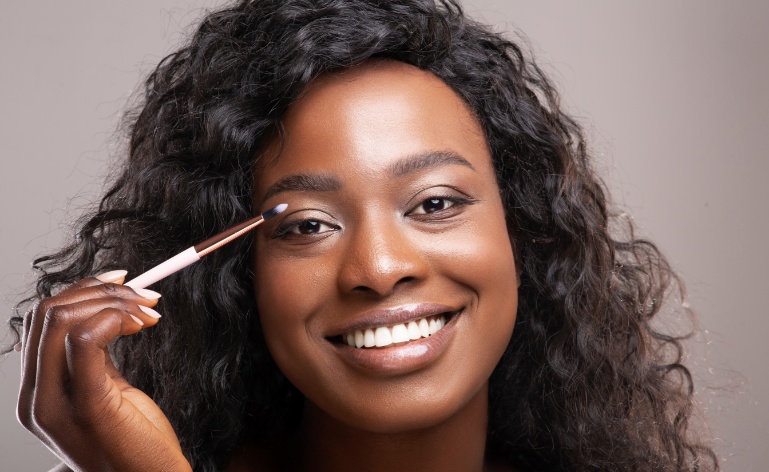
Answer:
[{"left": 262, "top": 203, "right": 288, "bottom": 220}]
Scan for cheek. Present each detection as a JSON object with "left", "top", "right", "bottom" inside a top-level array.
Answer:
[
  {"left": 253, "top": 253, "right": 337, "bottom": 380},
  {"left": 255, "top": 259, "right": 332, "bottom": 320},
  {"left": 429, "top": 207, "right": 518, "bottom": 353},
  {"left": 432, "top": 205, "right": 517, "bottom": 296},
  {"left": 442, "top": 227, "right": 516, "bottom": 289}
]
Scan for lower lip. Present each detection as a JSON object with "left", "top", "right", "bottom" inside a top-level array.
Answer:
[{"left": 329, "top": 312, "right": 461, "bottom": 375}]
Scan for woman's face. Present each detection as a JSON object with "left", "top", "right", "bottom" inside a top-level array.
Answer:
[{"left": 252, "top": 61, "right": 518, "bottom": 433}]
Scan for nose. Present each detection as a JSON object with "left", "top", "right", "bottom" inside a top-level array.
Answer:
[{"left": 337, "top": 215, "right": 429, "bottom": 298}]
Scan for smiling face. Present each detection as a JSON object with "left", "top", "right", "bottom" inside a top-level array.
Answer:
[{"left": 252, "top": 60, "right": 518, "bottom": 434}]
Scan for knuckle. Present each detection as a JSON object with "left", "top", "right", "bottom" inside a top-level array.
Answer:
[
  {"left": 57, "top": 277, "right": 98, "bottom": 295},
  {"left": 33, "top": 299, "right": 51, "bottom": 318},
  {"left": 65, "top": 329, "right": 96, "bottom": 351},
  {"left": 71, "top": 277, "right": 94, "bottom": 289},
  {"left": 104, "top": 296, "right": 133, "bottom": 311},
  {"left": 100, "top": 284, "right": 139, "bottom": 304},
  {"left": 99, "top": 282, "right": 121, "bottom": 296},
  {"left": 43, "top": 306, "right": 73, "bottom": 330},
  {"left": 56, "top": 280, "right": 82, "bottom": 295}
]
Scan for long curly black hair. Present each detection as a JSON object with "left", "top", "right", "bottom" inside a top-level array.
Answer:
[{"left": 7, "top": 0, "right": 718, "bottom": 470}]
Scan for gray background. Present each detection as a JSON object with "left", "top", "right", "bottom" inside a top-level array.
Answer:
[{"left": 1, "top": 1, "right": 767, "bottom": 470}]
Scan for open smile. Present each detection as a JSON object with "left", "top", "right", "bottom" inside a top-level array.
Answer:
[
  {"left": 327, "top": 305, "right": 464, "bottom": 374},
  {"left": 334, "top": 312, "right": 456, "bottom": 349}
]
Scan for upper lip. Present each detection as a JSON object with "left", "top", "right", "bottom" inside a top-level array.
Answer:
[{"left": 327, "top": 303, "right": 461, "bottom": 338}]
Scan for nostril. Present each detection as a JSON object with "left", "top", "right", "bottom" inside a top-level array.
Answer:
[
  {"left": 344, "top": 264, "right": 425, "bottom": 297},
  {"left": 350, "top": 275, "right": 416, "bottom": 296},
  {"left": 396, "top": 276, "right": 416, "bottom": 285}
]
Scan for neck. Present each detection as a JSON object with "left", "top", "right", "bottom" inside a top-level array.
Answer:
[{"left": 294, "top": 383, "right": 491, "bottom": 472}]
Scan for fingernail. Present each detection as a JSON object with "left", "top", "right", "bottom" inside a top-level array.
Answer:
[
  {"left": 129, "top": 314, "right": 144, "bottom": 327},
  {"left": 95, "top": 270, "right": 128, "bottom": 283},
  {"left": 132, "top": 288, "right": 162, "bottom": 300},
  {"left": 13, "top": 342, "right": 22, "bottom": 352},
  {"left": 138, "top": 305, "right": 162, "bottom": 319}
]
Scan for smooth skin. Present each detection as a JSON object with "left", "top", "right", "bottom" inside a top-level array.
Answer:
[
  {"left": 16, "top": 272, "right": 190, "bottom": 472},
  {"left": 245, "top": 60, "right": 519, "bottom": 471},
  {"left": 18, "top": 60, "right": 519, "bottom": 472}
]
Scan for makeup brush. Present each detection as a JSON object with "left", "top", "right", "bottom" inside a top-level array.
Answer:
[{"left": 124, "top": 203, "right": 288, "bottom": 289}]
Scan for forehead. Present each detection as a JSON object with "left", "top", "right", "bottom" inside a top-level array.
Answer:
[{"left": 254, "top": 60, "right": 493, "bottom": 193}]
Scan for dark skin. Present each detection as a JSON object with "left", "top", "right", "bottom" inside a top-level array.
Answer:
[
  {"left": 18, "top": 60, "right": 519, "bottom": 472},
  {"left": 16, "top": 273, "right": 190, "bottom": 472}
]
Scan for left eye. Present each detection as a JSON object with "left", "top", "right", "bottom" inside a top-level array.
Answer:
[{"left": 410, "top": 197, "right": 455, "bottom": 215}]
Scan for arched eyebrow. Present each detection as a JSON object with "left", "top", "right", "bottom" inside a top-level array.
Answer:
[
  {"left": 259, "top": 150, "right": 476, "bottom": 204},
  {"left": 261, "top": 173, "right": 342, "bottom": 203},
  {"left": 387, "top": 150, "right": 476, "bottom": 177}
]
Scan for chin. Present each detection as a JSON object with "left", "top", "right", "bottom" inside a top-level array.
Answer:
[{"left": 302, "top": 369, "right": 491, "bottom": 435}]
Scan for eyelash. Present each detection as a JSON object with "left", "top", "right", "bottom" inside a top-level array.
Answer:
[
  {"left": 408, "top": 194, "right": 474, "bottom": 219},
  {"left": 271, "top": 219, "right": 337, "bottom": 239},
  {"left": 270, "top": 194, "right": 475, "bottom": 240}
]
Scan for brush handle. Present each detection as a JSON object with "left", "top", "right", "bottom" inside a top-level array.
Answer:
[{"left": 124, "top": 247, "right": 200, "bottom": 289}]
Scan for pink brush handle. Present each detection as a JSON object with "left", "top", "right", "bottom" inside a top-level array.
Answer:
[{"left": 124, "top": 247, "right": 200, "bottom": 289}]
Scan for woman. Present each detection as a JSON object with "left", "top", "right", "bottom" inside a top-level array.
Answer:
[{"left": 8, "top": 0, "right": 718, "bottom": 470}]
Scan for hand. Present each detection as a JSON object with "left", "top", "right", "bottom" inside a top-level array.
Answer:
[{"left": 16, "top": 270, "right": 192, "bottom": 472}]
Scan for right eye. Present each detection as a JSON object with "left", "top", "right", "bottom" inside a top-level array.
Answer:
[
  {"left": 290, "top": 220, "right": 335, "bottom": 235},
  {"left": 273, "top": 218, "right": 338, "bottom": 238}
]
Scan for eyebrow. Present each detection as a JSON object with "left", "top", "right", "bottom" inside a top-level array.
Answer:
[
  {"left": 387, "top": 150, "right": 476, "bottom": 178},
  {"left": 261, "top": 173, "right": 342, "bottom": 203},
  {"left": 259, "top": 150, "right": 475, "bottom": 203}
]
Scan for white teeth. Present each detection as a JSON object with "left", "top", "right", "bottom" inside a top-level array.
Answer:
[
  {"left": 374, "top": 326, "right": 393, "bottom": 347},
  {"left": 391, "top": 324, "right": 410, "bottom": 343},
  {"left": 407, "top": 321, "right": 422, "bottom": 340},
  {"left": 343, "top": 314, "right": 454, "bottom": 349},
  {"left": 418, "top": 318, "right": 430, "bottom": 337},
  {"left": 363, "top": 328, "right": 376, "bottom": 348},
  {"left": 428, "top": 318, "right": 439, "bottom": 335}
]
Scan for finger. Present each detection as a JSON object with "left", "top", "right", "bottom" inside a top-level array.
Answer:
[
  {"left": 20, "top": 304, "right": 36, "bottom": 371},
  {"left": 65, "top": 308, "right": 148, "bottom": 414},
  {"left": 17, "top": 304, "right": 38, "bottom": 431},
  {"left": 22, "top": 274, "right": 121, "bottom": 354},
  {"left": 24, "top": 279, "right": 160, "bottom": 370},
  {"left": 50, "top": 272, "right": 115, "bottom": 299},
  {"left": 21, "top": 269, "right": 125, "bottom": 350},
  {"left": 56, "top": 269, "right": 127, "bottom": 296},
  {"left": 25, "top": 308, "right": 143, "bottom": 450},
  {"left": 103, "top": 305, "right": 162, "bottom": 381},
  {"left": 21, "top": 302, "right": 39, "bottom": 359},
  {"left": 19, "top": 278, "right": 159, "bottom": 425},
  {"left": 35, "top": 297, "right": 160, "bottom": 399},
  {"left": 94, "top": 270, "right": 129, "bottom": 285}
]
